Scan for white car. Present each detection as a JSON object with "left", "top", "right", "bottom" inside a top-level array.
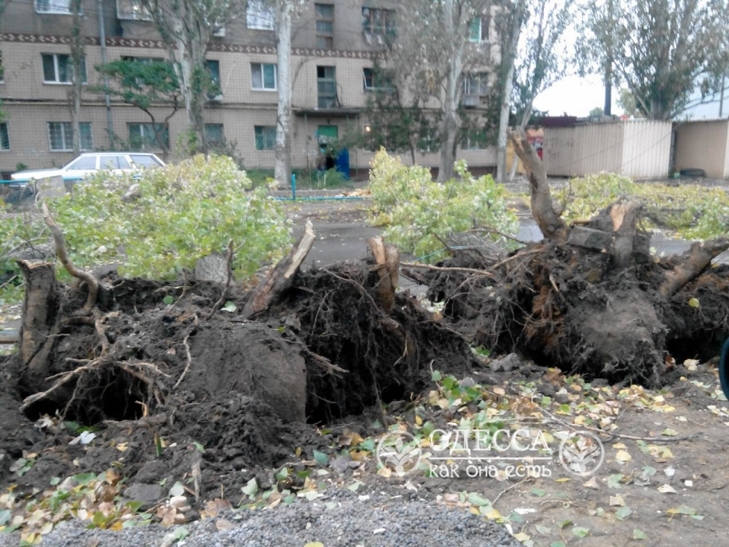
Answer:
[{"left": 10, "top": 152, "right": 165, "bottom": 185}]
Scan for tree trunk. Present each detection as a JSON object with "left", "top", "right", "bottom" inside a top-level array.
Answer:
[
  {"left": 17, "top": 261, "right": 59, "bottom": 392},
  {"left": 659, "top": 238, "right": 729, "bottom": 297},
  {"left": 70, "top": 0, "right": 84, "bottom": 156},
  {"left": 509, "top": 128, "right": 567, "bottom": 242},
  {"left": 496, "top": 0, "right": 526, "bottom": 183},
  {"left": 368, "top": 236, "right": 400, "bottom": 314},
  {"left": 438, "top": 0, "right": 462, "bottom": 182},
  {"left": 274, "top": 1, "right": 293, "bottom": 187}
]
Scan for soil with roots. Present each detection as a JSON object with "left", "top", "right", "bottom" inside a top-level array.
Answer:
[{"left": 0, "top": 261, "right": 476, "bottom": 501}]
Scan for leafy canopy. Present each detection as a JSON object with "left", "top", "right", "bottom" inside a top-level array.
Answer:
[{"left": 50, "top": 155, "right": 291, "bottom": 280}]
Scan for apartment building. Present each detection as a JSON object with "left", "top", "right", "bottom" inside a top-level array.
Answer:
[{"left": 0, "top": 0, "right": 496, "bottom": 178}]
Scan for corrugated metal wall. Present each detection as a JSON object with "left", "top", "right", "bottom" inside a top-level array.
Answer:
[
  {"left": 620, "top": 120, "right": 671, "bottom": 179},
  {"left": 543, "top": 120, "right": 671, "bottom": 179}
]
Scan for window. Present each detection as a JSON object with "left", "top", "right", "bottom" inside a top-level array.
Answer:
[
  {"left": 419, "top": 127, "right": 439, "bottom": 153},
  {"left": 255, "top": 126, "right": 276, "bottom": 150},
  {"left": 206, "top": 59, "right": 222, "bottom": 98},
  {"left": 361, "top": 7, "right": 395, "bottom": 36},
  {"left": 205, "top": 124, "right": 225, "bottom": 146},
  {"left": 99, "top": 155, "right": 131, "bottom": 169},
  {"left": 121, "top": 56, "right": 165, "bottom": 64},
  {"left": 469, "top": 16, "right": 489, "bottom": 42},
  {"left": 247, "top": 0, "right": 274, "bottom": 30},
  {"left": 35, "top": 0, "right": 71, "bottom": 14},
  {"left": 317, "top": 66, "right": 337, "bottom": 108},
  {"left": 0, "top": 123, "right": 9, "bottom": 151},
  {"left": 128, "top": 123, "right": 169, "bottom": 151},
  {"left": 251, "top": 63, "right": 277, "bottom": 90},
  {"left": 463, "top": 72, "right": 489, "bottom": 96},
  {"left": 315, "top": 4, "right": 334, "bottom": 50},
  {"left": 363, "top": 67, "right": 395, "bottom": 91},
  {"left": 461, "top": 131, "right": 487, "bottom": 150},
  {"left": 48, "top": 122, "right": 93, "bottom": 151},
  {"left": 67, "top": 156, "right": 97, "bottom": 170},
  {"left": 42, "top": 53, "right": 86, "bottom": 84},
  {"left": 130, "top": 154, "right": 163, "bottom": 167},
  {"left": 117, "top": 0, "right": 152, "bottom": 20}
]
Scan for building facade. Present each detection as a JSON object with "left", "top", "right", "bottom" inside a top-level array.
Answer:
[{"left": 0, "top": 0, "right": 496, "bottom": 178}]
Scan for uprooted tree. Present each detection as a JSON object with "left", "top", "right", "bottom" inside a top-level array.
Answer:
[{"left": 423, "top": 129, "right": 729, "bottom": 386}]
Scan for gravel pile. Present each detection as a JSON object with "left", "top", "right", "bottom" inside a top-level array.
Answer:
[{"left": 2, "top": 490, "right": 521, "bottom": 547}]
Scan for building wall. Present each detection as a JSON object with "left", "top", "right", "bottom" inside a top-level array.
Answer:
[
  {"left": 544, "top": 121, "right": 671, "bottom": 180},
  {"left": 674, "top": 120, "right": 729, "bottom": 179},
  {"left": 0, "top": 0, "right": 496, "bottom": 177}
]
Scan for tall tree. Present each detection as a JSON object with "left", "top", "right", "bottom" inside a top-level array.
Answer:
[
  {"left": 579, "top": 0, "right": 729, "bottom": 120},
  {"left": 70, "top": 0, "right": 85, "bottom": 155},
  {"left": 507, "top": 0, "right": 572, "bottom": 178},
  {"left": 495, "top": 0, "right": 526, "bottom": 183},
  {"left": 142, "top": 0, "right": 245, "bottom": 153},
  {"left": 392, "top": 0, "right": 493, "bottom": 181}
]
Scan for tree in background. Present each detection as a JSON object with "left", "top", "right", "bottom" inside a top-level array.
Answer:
[
  {"left": 578, "top": 0, "right": 729, "bottom": 120},
  {"left": 141, "top": 0, "right": 246, "bottom": 153},
  {"left": 94, "top": 59, "right": 181, "bottom": 159},
  {"left": 391, "top": 0, "right": 493, "bottom": 181},
  {"left": 507, "top": 0, "right": 572, "bottom": 178},
  {"left": 70, "top": 0, "right": 85, "bottom": 156}
]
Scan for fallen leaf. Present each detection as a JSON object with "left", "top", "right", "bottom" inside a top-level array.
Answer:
[
  {"left": 609, "top": 495, "right": 625, "bottom": 506},
  {"left": 658, "top": 484, "right": 677, "bottom": 494},
  {"left": 215, "top": 518, "right": 234, "bottom": 531}
]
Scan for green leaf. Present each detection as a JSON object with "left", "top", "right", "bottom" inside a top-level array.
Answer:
[
  {"left": 466, "top": 492, "right": 491, "bottom": 507},
  {"left": 633, "top": 529, "right": 648, "bottom": 540},
  {"left": 222, "top": 301, "right": 237, "bottom": 312},
  {"left": 313, "top": 450, "right": 329, "bottom": 467},
  {"left": 359, "top": 438, "right": 376, "bottom": 452},
  {"left": 73, "top": 472, "right": 97, "bottom": 486},
  {"left": 241, "top": 478, "right": 258, "bottom": 498},
  {"left": 688, "top": 297, "right": 700, "bottom": 308},
  {"left": 550, "top": 543, "right": 566, "bottom": 547},
  {"left": 572, "top": 527, "right": 589, "bottom": 538},
  {"left": 531, "top": 488, "right": 546, "bottom": 497},
  {"left": 193, "top": 441, "right": 205, "bottom": 453},
  {"left": 50, "top": 476, "right": 61, "bottom": 486},
  {"left": 169, "top": 481, "right": 185, "bottom": 497},
  {"left": 431, "top": 370, "right": 442, "bottom": 382},
  {"left": 616, "top": 506, "right": 632, "bottom": 520},
  {"left": 607, "top": 474, "right": 624, "bottom": 488},
  {"left": 163, "top": 295, "right": 174, "bottom": 305}
]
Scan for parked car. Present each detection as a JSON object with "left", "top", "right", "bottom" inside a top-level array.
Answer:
[{"left": 9, "top": 152, "right": 165, "bottom": 185}]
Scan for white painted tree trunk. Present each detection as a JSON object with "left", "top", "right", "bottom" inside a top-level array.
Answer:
[
  {"left": 497, "top": 0, "right": 526, "bottom": 183},
  {"left": 70, "top": 0, "right": 83, "bottom": 156},
  {"left": 274, "top": 1, "right": 293, "bottom": 187}
]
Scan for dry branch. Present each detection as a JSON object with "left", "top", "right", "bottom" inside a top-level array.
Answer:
[
  {"left": 659, "top": 237, "right": 729, "bottom": 297},
  {"left": 400, "top": 262, "right": 495, "bottom": 278},
  {"left": 42, "top": 202, "right": 99, "bottom": 311},
  {"left": 205, "top": 240, "right": 235, "bottom": 320},
  {"left": 243, "top": 220, "right": 315, "bottom": 318}
]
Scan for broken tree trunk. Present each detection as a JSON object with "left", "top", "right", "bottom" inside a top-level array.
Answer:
[
  {"left": 659, "top": 237, "right": 729, "bottom": 298},
  {"left": 368, "top": 236, "right": 400, "bottom": 314},
  {"left": 17, "top": 260, "right": 59, "bottom": 391},
  {"left": 243, "top": 220, "right": 315, "bottom": 318},
  {"left": 509, "top": 129, "right": 568, "bottom": 243},
  {"left": 610, "top": 200, "right": 643, "bottom": 268}
]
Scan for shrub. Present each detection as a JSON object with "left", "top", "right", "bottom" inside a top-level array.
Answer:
[
  {"left": 368, "top": 150, "right": 518, "bottom": 261},
  {"left": 50, "top": 154, "right": 291, "bottom": 280},
  {"left": 556, "top": 172, "right": 729, "bottom": 240}
]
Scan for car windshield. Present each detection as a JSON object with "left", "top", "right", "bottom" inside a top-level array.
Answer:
[{"left": 66, "top": 156, "right": 97, "bottom": 170}]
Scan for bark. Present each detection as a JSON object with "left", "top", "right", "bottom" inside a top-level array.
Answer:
[
  {"left": 17, "top": 260, "right": 59, "bottom": 391},
  {"left": 274, "top": 1, "right": 293, "bottom": 187},
  {"left": 70, "top": 0, "right": 84, "bottom": 156},
  {"left": 509, "top": 128, "right": 567, "bottom": 242},
  {"left": 609, "top": 200, "right": 642, "bottom": 268},
  {"left": 659, "top": 238, "right": 729, "bottom": 298},
  {"left": 496, "top": 0, "right": 526, "bottom": 183},
  {"left": 438, "top": 0, "right": 462, "bottom": 182},
  {"left": 368, "top": 236, "right": 400, "bottom": 314},
  {"left": 243, "top": 221, "right": 315, "bottom": 318}
]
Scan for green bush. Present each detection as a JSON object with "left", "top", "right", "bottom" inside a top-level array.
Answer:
[
  {"left": 50, "top": 154, "right": 291, "bottom": 280},
  {"left": 556, "top": 172, "right": 729, "bottom": 240},
  {"left": 368, "top": 150, "right": 518, "bottom": 261}
]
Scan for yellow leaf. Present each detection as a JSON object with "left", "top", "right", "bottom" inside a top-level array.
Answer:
[
  {"left": 469, "top": 506, "right": 480, "bottom": 515},
  {"left": 493, "top": 387, "right": 506, "bottom": 396},
  {"left": 615, "top": 450, "right": 632, "bottom": 463},
  {"left": 513, "top": 532, "right": 531, "bottom": 541},
  {"left": 555, "top": 477, "right": 571, "bottom": 483},
  {"left": 377, "top": 466, "right": 392, "bottom": 478},
  {"left": 295, "top": 447, "right": 302, "bottom": 457},
  {"left": 304, "top": 543, "right": 325, "bottom": 547},
  {"left": 484, "top": 508, "right": 502, "bottom": 520},
  {"left": 415, "top": 415, "right": 423, "bottom": 426},
  {"left": 688, "top": 298, "right": 700, "bottom": 308},
  {"left": 109, "top": 521, "right": 123, "bottom": 531},
  {"left": 116, "top": 443, "right": 128, "bottom": 452}
]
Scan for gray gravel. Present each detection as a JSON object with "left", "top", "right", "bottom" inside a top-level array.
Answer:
[{"left": 1, "top": 490, "right": 521, "bottom": 547}]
